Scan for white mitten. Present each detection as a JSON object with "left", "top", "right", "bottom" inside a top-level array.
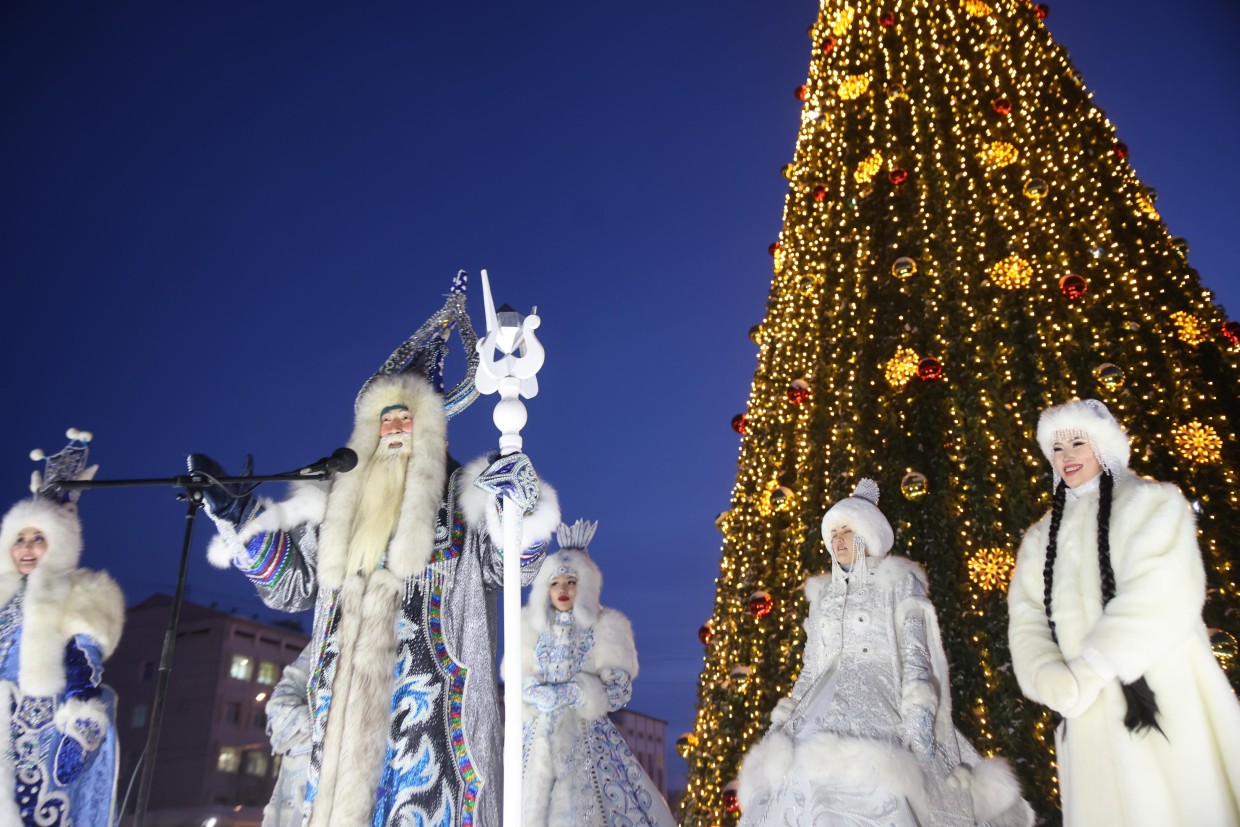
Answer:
[
  {"left": 769, "top": 697, "right": 796, "bottom": 725},
  {"left": 1061, "top": 658, "right": 1107, "bottom": 718},
  {"left": 1032, "top": 660, "right": 1078, "bottom": 713}
]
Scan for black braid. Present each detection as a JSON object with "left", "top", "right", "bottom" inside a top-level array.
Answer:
[
  {"left": 1093, "top": 470, "right": 1166, "bottom": 736},
  {"left": 1043, "top": 481, "right": 1068, "bottom": 644},
  {"left": 1097, "top": 471, "right": 1117, "bottom": 604}
]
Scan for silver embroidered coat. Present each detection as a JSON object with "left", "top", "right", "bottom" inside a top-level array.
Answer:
[{"left": 738, "top": 556, "right": 1032, "bottom": 827}]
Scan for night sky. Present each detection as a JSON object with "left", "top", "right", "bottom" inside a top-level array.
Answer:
[{"left": 2, "top": 0, "right": 1237, "bottom": 791}]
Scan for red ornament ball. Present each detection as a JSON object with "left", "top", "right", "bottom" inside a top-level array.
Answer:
[
  {"left": 821, "top": 36, "right": 837, "bottom": 55},
  {"left": 812, "top": 184, "right": 828, "bottom": 202},
  {"left": 731, "top": 414, "right": 748, "bottom": 434},
  {"left": 917, "top": 357, "right": 944, "bottom": 381},
  {"left": 1113, "top": 142, "right": 1129, "bottom": 160},
  {"left": 698, "top": 623, "right": 712, "bottom": 645},
  {"left": 1059, "top": 273, "right": 1087, "bottom": 299},
  {"left": 1223, "top": 321, "right": 1240, "bottom": 346},
  {"left": 1034, "top": 3, "right": 1049, "bottom": 20},
  {"left": 795, "top": 85, "right": 808, "bottom": 102},
  {"left": 787, "top": 379, "right": 811, "bottom": 404},
  {"left": 889, "top": 168, "right": 909, "bottom": 186},
  {"left": 992, "top": 97, "right": 1012, "bottom": 116},
  {"left": 879, "top": 11, "right": 896, "bottom": 27},
  {"left": 748, "top": 592, "right": 773, "bottom": 619},
  {"left": 768, "top": 241, "right": 780, "bottom": 256},
  {"left": 723, "top": 787, "right": 740, "bottom": 813}
]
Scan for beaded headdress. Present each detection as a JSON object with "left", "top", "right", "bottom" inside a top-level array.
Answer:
[
  {"left": 29, "top": 428, "right": 95, "bottom": 505},
  {"left": 355, "top": 271, "right": 480, "bottom": 420}
]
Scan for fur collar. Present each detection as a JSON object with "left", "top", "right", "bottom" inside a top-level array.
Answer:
[
  {"left": 2, "top": 568, "right": 124, "bottom": 696},
  {"left": 317, "top": 374, "right": 448, "bottom": 587}
]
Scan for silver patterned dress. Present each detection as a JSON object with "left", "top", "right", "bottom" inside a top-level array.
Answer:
[
  {"left": 520, "top": 610, "right": 676, "bottom": 827},
  {"left": 739, "top": 555, "right": 1009, "bottom": 827}
]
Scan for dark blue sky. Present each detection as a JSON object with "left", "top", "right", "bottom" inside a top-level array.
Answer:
[{"left": 2, "top": 0, "right": 1237, "bottom": 790}]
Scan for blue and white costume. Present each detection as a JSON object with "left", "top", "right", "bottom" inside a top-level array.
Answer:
[
  {"left": 0, "top": 444, "right": 125, "bottom": 827},
  {"left": 518, "top": 521, "right": 676, "bottom": 827},
  {"left": 201, "top": 325, "right": 559, "bottom": 827}
]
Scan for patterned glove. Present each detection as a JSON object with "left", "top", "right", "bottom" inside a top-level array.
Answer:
[
  {"left": 523, "top": 683, "right": 559, "bottom": 712},
  {"left": 187, "top": 452, "right": 255, "bottom": 526},
  {"left": 473, "top": 452, "right": 539, "bottom": 514}
]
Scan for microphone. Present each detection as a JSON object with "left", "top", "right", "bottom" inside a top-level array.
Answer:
[{"left": 299, "top": 447, "right": 358, "bottom": 476}]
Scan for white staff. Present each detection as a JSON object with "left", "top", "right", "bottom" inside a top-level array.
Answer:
[{"left": 474, "top": 268, "right": 545, "bottom": 827}]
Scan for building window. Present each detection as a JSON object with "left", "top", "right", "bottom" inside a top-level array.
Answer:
[
  {"left": 243, "top": 750, "right": 270, "bottom": 777},
  {"left": 256, "top": 661, "right": 279, "bottom": 685},
  {"left": 131, "top": 704, "right": 148, "bottom": 728},
  {"left": 217, "top": 747, "right": 241, "bottom": 773},
  {"left": 230, "top": 654, "right": 253, "bottom": 681},
  {"left": 222, "top": 702, "right": 243, "bottom": 725},
  {"left": 253, "top": 710, "right": 267, "bottom": 730},
  {"left": 140, "top": 661, "right": 155, "bottom": 682}
]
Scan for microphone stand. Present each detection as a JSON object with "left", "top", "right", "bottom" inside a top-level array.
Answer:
[{"left": 57, "top": 467, "right": 334, "bottom": 827}]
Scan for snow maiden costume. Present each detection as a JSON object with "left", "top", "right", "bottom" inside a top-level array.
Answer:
[
  {"left": 1008, "top": 399, "right": 1240, "bottom": 826},
  {"left": 196, "top": 278, "right": 560, "bottom": 827},
  {"left": 0, "top": 430, "right": 125, "bottom": 826},
  {"left": 517, "top": 520, "right": 676, "bottom": 827},
  {"left": 738, "top": 481, "right": 1033, "bottom": 827}
]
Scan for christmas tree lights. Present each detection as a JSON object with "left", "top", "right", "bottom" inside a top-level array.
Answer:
[{"left": 682, "top": 1, "right": 1240, "bottom": 824}]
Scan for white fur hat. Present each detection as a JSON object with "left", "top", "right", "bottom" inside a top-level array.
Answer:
[
  {"left": 527, "top": 521, "right": 603, "bottom": 631},
  {"left": 820, "top": 479, "right": 894, "bottom": 559},
  {"left": 1036, "top": 399, "right": 1130, "bottom": 485},
  {"left": 0, "top": 497, "right": 83, "bottom": 577}
]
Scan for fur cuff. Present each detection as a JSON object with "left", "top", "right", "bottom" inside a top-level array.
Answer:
[
  {"left": 1032, "top": 660, "right": 1077, "bottom": 712},
  {"left": 952, "top": 759, "right": 1035, "bottom": 827},
  {"left": 573, "top": 672, "right": 608, "bottom": 721},
  {"left": 770, "top": 697, "right": 795, "bottom": 725},
  {"left": 206, "top": 482, "right": 329, "bottom": 569},
  {"left": 54, "top": 696, "right": 110, "bottom": 752},
  {"left": 1078, "top": 644, "right": 1117, "bottom": 682},
  {"left": 61, "top": 570, "right": 125, "bottom": 658},
  {"left": 738, "top": 727, "right": 795, "bottom": 809},
  {"left": 458, "top": 456, "right": 561, "bottom": 550}
]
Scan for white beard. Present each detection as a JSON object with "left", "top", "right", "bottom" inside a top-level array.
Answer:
[{"left": 345, "top": 434, "right": 411, "bottom": 576}]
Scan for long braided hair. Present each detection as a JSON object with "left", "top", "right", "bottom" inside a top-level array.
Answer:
[{"left": 1043, "top": 470, "right": 1163, "bottom": 735}]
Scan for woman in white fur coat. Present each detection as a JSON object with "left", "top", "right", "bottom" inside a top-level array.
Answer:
[
  {"left": 738, "top": 481, "right": 1033, "bottom": 827},
  {"left": 518, "top": 520, "right": 677, "bottom": 827},
  {"left": 1008, "top": 399, "right": 1240, "bottom": 826},
  {"left": 0, "top": 439, "right": 125, "bottom": 826}
]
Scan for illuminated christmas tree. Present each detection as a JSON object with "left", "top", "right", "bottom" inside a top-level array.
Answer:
[{"left": 680, "top": 1, "right": 1240, "bottom": 824}]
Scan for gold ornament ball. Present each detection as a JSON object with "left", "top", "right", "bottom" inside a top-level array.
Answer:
[
  {"left": 1212, "top": 630, "right": 1238, "bottom": 669},
  {"left": 900, "top": 471, "right": 929, "bottom": 500},
  {"left": 891, "top": 256, "right": 918, "bottom": 280},
  {"left": 714, "top": 510, "right": 731, "bottom": 533},
  {"left": 748, "top": 324, "right": 764, "bottom": 344},
  {"left": 1023, "top": 178, "right": 1049, "bottom": 200},
  {"left": 1093, "top": 362, "right": 1124, "bottom": 391},
  {"left": 675, "top": 732, "right": 699, "bottom": 759}
]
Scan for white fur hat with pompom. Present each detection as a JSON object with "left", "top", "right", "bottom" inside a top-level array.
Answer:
[{"left": 820, "top": 478, "right": 894, "bottom": 559}]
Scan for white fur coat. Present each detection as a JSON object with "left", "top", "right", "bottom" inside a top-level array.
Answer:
[{"left": 1009, "top": 471, "right": 1240, "bottom": 826}]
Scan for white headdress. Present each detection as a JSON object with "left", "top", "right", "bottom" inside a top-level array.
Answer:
[
  {"left": 1036, "top": 399, "right": 1130, "bottom": 486},
  {"left": 527, "top": 519, "right": 602, "bottom": 631},
  {"left": 820, "top": 478, "right": 895, "bottom": 560}
]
